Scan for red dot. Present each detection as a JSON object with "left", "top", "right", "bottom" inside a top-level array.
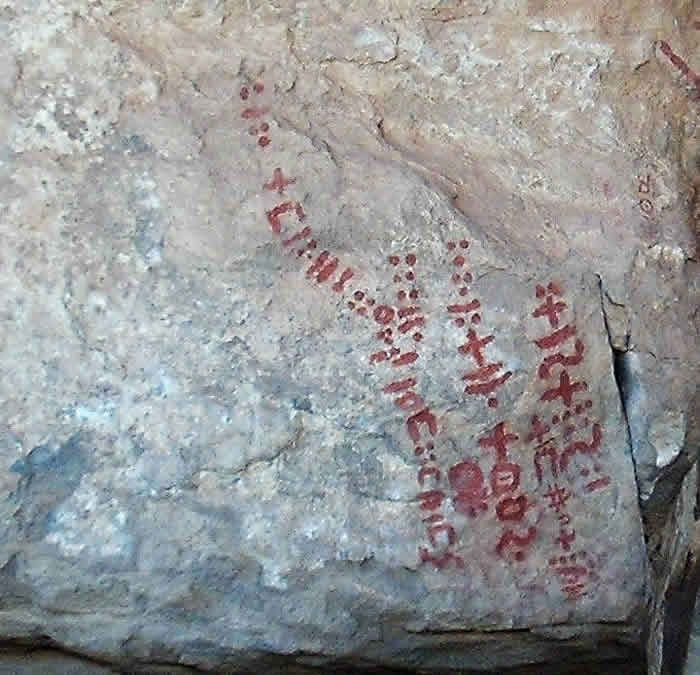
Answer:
[
  {"left": 253, "top": 82, "right": 264, "bottom": 94},
  {"left": 585, "top": 400, "right": 593, "bottom": 409},
  {"left": 354, "top": 290, "right": 365, "bottom": 300},
  {"left": 393, "top": 275, "right": 401, "bottom": 283},
  {"left": 389, "top": 255, "right": 400, "bottom": 265},
  {"left": 406, "top": 271, "right": 415, "bottom": 281},
  {"left": 406, "top": 254, "right": 417, "bottom": 265},
  {"left": 447, "top": 242, "right": 456, "bottom": 250},
  {"left": 413, "top": 333, "right": 423, "bottom": 341},
  {"left": 248, "top": 126, "right": 258, "bottom": 135},
  {"left": 454, "top": 256, "right": 465, "bottom": 266},
  {"left": 452, "top": 274, "right": 461, "bottom": 283},
  {"left": 260, "top": 122, "right": 270, "bottom": 132},
  {"left": 460, "top": 240, "right": 469, "bottom": 248},
  {"left": 240, "top": 86, "right": 249, "bottom": 100},
  {"left": 471, "top": 314, "right": 481, "bottom": 324},
  {"left": 459, "top": 287, "right": 469, "bottom": 296},
  {"left": 398, "top": 290, "right": 406, "bottom": 301},
  {"left": 409, "top": 290, "right": 419, "bottom": 299},
  {"left": 258, "top": 136, "right": 270, "bottom": 147},
  {"left": 488, "top": 398, "right": 498, "bottom": 408},
  {"left": 455, "top": 318, "right": 465, "bottom": 327},
  {"left": 463, "top": 272, "right": 473, "bottom": 282}
]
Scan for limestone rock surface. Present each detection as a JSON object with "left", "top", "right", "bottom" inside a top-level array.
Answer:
[{"left": 0, "top": 1, "right": 698, "bottom": 673}]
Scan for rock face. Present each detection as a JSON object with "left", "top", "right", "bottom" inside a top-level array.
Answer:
[{"left": 0, "top": 1, "right": 698, "bottom": 673}]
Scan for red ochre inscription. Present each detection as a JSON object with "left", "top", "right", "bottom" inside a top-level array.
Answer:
[
  {"left": 529, "top": 281, "right": 611, "bottom": 599},
  {"left": 248, "top": 81, "right": 616, "bottom": 589}
]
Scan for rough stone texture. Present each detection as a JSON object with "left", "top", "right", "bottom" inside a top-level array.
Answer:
[{"left": 0, "top": 0, "right": 698, "bottom": 673}]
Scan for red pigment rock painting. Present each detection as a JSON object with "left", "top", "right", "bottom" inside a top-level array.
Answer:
[
  {"left": 529, "top": 281, "right": 610, "bottom": 599},
  {"left": 240, "top": 80, "right": 272, "bottom": 147},
  {"left": 443, "top": 240, "right": 511, "bottom": 409},
  {"left": 246, "top": 79, "right": 616, "bottom": 594}
]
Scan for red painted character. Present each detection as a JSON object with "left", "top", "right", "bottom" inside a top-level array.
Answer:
[{"left": 448, "top": 461, "right": 489, "bottom": 517}]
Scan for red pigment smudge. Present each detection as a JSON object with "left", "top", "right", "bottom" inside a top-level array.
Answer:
[
  {"left": 406, "top": 254, "right": 417, "bottom": 265},
  {"left": 258, "top": 136, "right": 270, "bottom": 148}
]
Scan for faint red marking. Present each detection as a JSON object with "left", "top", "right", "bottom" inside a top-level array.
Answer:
[
  {"left": 538, "top": 339, "right": 585, "bottom": 379},
  {"left": 242, "top": 106, "right": 269, "bottom": 119},
  {"left": 418, "top": 466, "right": 441, "bottom": 486},
  {"left": 656, "top": 40, "right": 700, "bottom": 99},
  {"left": 541, "top": 370, "right": 588, "bottom": 407},
  {"left": 454, "top": 256, "right": 465, "bottom": 266},
  {"left": 264, "top": 168, "right": 296, "bottom": 194},
  {"left": 463, "top": 363, "right": 503, "bottom": 380},
  {"left": 282, "top": 226, "right": 312, "bottom": 247},
  {"left": 426, "top": 522, "right": 457, "bottom": 548},
  {"left": 448, "top": 301, "right": 481, "bottom": 314},
  {"left": 535, "top": 324, "right": 577, "bottom": 350},
  {"left": 532, "top": 294, "right": 568, "bottom": 328},
  {"left": 398, "top": 318, "right": 425, "bottom": 333},
  {"left": 479, "top": 422, "right": 518, "bottom": 463},
  {"left": 584, "top": 476, "right": 611, "bottom": 493},
  {"left": 258, "top": 136, "right": 270, "bottom": 148},
  {"left": 544, "top": 485, "right": 570, "bottom": 512},
  {"left": 266, "top": 201, "right": 306, "bottom": 233},
  {"left": 534, "top": 444, "right": 559, "bottom": 483},
  {"left": 459, "top": 328, "right": 494, "bottom": 365},
  {"left": 449, "top": 461, "right": 489, "bottom": 517},
  {"left": 418, "top": 490, "right": 445, "bottom": 511},
  {"left": 332, "top": 268, "right": 354, "bottom": 292},
  {"left": 460, "top": 239, "right": 469, "bottom": 248},
  {"left": 496, "top": 495, "right": 530, "bottom": 522},
  {"left": 406, "top": 253, "right": 417, "bottom": 265},
  {"left": 384, "top": 378, "right": 417, "bottom": 393},
  {"left": 419, "top": 548, "right": 465, "bottom": 569},
  {"left": 398, "top": 306, "right": 419, "bottom": 318},
  {"left": 392, "top": 352, "right": 419, "bottom": 367},
  {"left": 496, "top": 526, "right": 537, "bottom": 561},
  {"left": 240, "top": 86, "right": 249, "bottom": 100},
  {"left": 490, "top": 461, "right": 520, "bottom": 495},
  {"left": 306, "top": 251, "right": 339, "bottom": 283},
  {"left": 548, "top": 552, "right": 599, "bottom": 600},
  {"left": 253, "top": 82, "right": 264, "bottom": 94},
  {"left": 407, "top": 408, "right": 438, "bottom": 442},
  {"left": 526, "top": 415, "right": 550, "bottom": 443},
  {"left": 559, "top": 423, "right": 603, "bottom": 472},
  {"left": 395, "top": 392, "right": 426, "bottom": 411},
  {"left": 487, "top": 397, "right": 498, "bottom": 408},
  {"left": 465, "top": 372, "right": 512, "bottom": 396},
  {"left": 556, "top": 528, "right": 576, "bottom": 551},
  {"left": 373, "top": 305, "right": 395, "bottom": 324}
]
